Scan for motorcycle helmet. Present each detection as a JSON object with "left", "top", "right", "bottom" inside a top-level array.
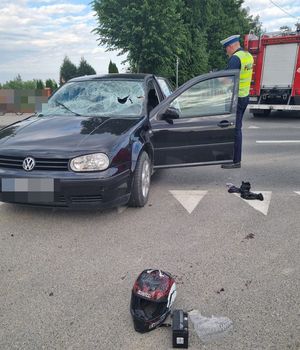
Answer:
[{"left": 130, "top": 269, "right": 177, "bottom": 333}]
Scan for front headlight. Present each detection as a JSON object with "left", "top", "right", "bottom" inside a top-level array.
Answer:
[{"left": 70, "top": 153, "right": 110, "bottom": 172}]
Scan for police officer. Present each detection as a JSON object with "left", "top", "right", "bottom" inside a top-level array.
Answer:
[{"left": 220, "top": 35, "right": 253, "bottom": 169}]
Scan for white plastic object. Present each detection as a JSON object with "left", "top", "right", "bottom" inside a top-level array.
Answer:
[{"left": 189, "top": 310, "right": 233, "bottom": 343}]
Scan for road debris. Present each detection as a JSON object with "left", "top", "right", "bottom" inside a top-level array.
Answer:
[
  {"left": 189, "top": 310, "right": 233, "bottom": 343},
  {"left": 216, "top": 288, "right": 225, "bottom": 294},
  {"left": 226, "top": 182, "right": 264, "bottom": 201}
]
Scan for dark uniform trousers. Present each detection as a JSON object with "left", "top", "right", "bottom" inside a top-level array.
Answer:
[{"left": 234, "top": 95, "right": 249, "bottom": 163}]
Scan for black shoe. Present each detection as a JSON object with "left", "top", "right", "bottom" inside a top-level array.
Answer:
[{"left": 221, "top": 162, "right": 241, "bottom": 169}]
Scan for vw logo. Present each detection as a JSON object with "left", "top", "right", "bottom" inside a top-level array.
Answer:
[{"left": 23, "top": 157, "right": 35, "bottom": 171}]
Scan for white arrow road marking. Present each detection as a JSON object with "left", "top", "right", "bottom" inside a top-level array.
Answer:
[
  {"left": 169, "top": 190, "right": 208, "bottom": 214},
  {"left": 256, "top": 140, "right": 300, "bottom": 143},
  {"left": 234, "top": 191, "right": 272, "bottom": 216},
  {"left": 248, "top": 125, "right": 260, "bottom": 129},
  {"left": 295, "top": 192, "right": 300, "bottom": 196}
]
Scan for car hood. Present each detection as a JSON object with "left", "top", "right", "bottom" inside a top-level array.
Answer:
[{"left": 0, "top": 115, "right": 142, "bottom": 156}]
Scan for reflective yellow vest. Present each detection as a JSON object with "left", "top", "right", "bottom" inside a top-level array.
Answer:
[{"left": 234, "top": 50, "right": 254, "bottom": 97}]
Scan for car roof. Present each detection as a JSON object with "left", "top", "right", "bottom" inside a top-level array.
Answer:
[{"left": 69, "top": 73, "right": 155, "bottom": 82}]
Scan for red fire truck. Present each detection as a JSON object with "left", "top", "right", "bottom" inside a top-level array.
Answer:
[{"left": 244, "top": 27, "right": 300, "bottom": 117}]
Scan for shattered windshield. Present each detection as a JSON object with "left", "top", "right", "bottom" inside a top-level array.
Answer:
[{"left": 42, "top": 80, "right": 145, "bottom": 118}]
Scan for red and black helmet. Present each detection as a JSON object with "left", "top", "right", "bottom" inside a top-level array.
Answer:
[{"left": 130, "top": 269, "right": 177, "bottom": 333}]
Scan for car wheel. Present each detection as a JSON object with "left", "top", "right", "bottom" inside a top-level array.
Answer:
[{"left": 129, "top": 151, "right": 151, "bottom": 207}]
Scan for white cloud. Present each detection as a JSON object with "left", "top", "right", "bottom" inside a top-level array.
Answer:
[
  {"left": 0, "top": 1, "right": 127, "bottom": 83},
  {"left": 243, "top": 0, "right": 300, "bottom": 31},
  {"left": 36, "top": 3, "right": 87, "bottom": 15}
]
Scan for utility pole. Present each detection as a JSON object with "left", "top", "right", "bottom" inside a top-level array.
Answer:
[{"left": 176, "top": 56, "right": 179, "bottom": 88}]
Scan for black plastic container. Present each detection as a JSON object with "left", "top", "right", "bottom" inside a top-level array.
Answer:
[{"left": 172, "top": 309, "right": 189, "bottom": 348}]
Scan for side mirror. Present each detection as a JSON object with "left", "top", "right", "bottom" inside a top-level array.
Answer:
[{"left": 160, "top": 107, "right": 180, "bottom": 124}]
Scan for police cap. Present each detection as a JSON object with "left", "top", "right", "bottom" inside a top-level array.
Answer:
[{"left": 220, "top": 35, "right": 240, "bottom": 48}]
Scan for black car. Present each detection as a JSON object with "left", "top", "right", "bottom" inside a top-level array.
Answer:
[{"left": 0, "top": 71, "right": 239, "bottom": 209}]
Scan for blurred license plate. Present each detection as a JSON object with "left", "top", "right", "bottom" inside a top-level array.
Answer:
[
  {"left": 1, "top": 178, "right": 54, "bottom": 202},
  {"left": 1, "top": 178, "right": 54, "bottom": 192}
]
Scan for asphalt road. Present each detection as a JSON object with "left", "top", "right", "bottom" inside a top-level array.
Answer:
[{"left": 0, "top": 111, "right": 300, "bottom": 350}]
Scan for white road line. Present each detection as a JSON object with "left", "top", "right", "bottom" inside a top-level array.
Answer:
[
  {"left": 0, "top": 201, "right": 3, "bottom": 205},
  {"left": 234, "top": 191, "right": 272, "bottom": 216},
  {"left": 248, "top": 125, "right": 260, "bottom": 129},
  {"left": 295, "top": 192, "right": 300, "bottom": 196},
  {"left": 256, "top": 140, "right": 300, "bottom": 143},
  {"left": 169, "top": 190, "right": 208, "bottom": 214}
]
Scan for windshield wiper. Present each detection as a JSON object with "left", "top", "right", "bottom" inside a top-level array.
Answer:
[{"left": 55, "top": 101, "right": 82, "bottom": 116}]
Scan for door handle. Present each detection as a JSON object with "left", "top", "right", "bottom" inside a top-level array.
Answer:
[{"left": 218, "top": 120, "right": 234, "bottom": 128}]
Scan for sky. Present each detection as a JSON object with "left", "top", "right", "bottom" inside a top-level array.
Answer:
[{"left": 0, "top": 0, "right": 300, "bottom": 84}]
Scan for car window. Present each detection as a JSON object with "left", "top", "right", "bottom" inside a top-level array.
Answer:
[
  {"left": 42, "top": 80, "right": 145, "bottom": 118},
  {"left": 157, "top": 78, "right": 173, "bottom": 97},
  {"left": 147, "top": 81, "right": 160, "bottom": 113},
  {"left": 169, "top": 77, "right": 235, "bottom": 118}
]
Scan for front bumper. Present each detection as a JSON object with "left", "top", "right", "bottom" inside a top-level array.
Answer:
[{"left": 0, "top": 167, "right": 132, "bottom": 209}]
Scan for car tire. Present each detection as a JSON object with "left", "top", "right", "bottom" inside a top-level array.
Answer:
[{"left": 129, "top": 151, "right": 151, "bottom": 207}]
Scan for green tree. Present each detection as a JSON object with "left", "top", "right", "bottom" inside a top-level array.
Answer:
[
  {"left": 3, "top": 74, "right": 23, "bottom": 89},
  {"left": 36, "top": 79, "right": 44, "bottom": 89},
  {"left": 177, "top": 0, "right": 209, "bottom": 82},
  {"left": 92, "top": 0, "right": 261, "bottom": 84},
  {"left": 45, "top": 79, "right": 54, "bottom": 90},
  {"left": 45, "top": 79, "right": 58, "bottom": 92},
  {"left": 2, "top": 75, "right": 36, "bottom": 89},
  {"left": 45, "top": 79, "right": 58, "bottom": 91},
  {"left": 108, "top": 60, "right": 119, "bottom": 73},
  {"left": 59, "top": 56, "right": 77, "bottom": 85},
  {"left": 53, "top": 80, "right": 58, "bottom": 90},
  {"left": 92, "top": 0, "right": 187, "bottom": 78},
  {"left": 23, "top": 80, "right": 37, "bottom": 89},
  {"left": 198, "top": 0, "right": 261, "bottom": 71},
  {"left": 77, "top": 57, "right": 96, "bottom": 77}
]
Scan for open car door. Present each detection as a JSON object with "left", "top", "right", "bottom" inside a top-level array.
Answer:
[{"left": 150, "top": 70, "right": 239, "bottom": 168}]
